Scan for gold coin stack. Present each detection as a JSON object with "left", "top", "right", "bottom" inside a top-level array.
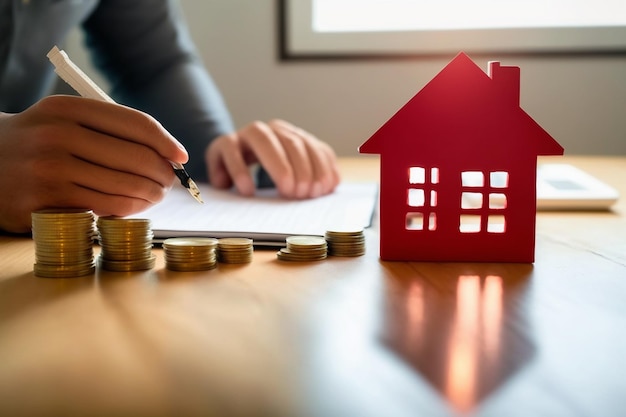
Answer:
[
  {"left": 325, "top": 229, "right": 366, "bottom": 257},
  {"left": 217, "top": 238, "right": 254, "bottom": 264},
  {"left": 277, "top": 235, "right": 328, "bottom": 262},
  {"left": 31, "top": 209, "right": 96, "bottom": 278},
  {"left": 163, "top": 237, "right": 218, "bottom": 271},
  {"left": 97, "top": 217, "right": 156, "bottom": 271}
]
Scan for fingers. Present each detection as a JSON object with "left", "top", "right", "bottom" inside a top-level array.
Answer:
[
  {"left": 269, "top": 119, "right": 341, "bottom": 198},
  {"left": 0, "top": 153, "right": 167, "bottom": 233},
  {"left": 207, "top": 119, "right": 340, "bottom": 199},
  {"left": 58, "top": 156, "right": 171, "bottom": 205},
  {"left": 36, "top": 95, "right": 189, "bottom": 165},
  {"left": 0, "top": 97, "right": 181, "bottom": 232},
  {"left": 26, "top": 141, "right": 172, "bottom": 209},
  {"left": 237, "top": 121, "right": 295, "bottom": 195},
  {"left": 30, "top": 95, "right": 181, "bottom": 191},
  {"left": 26, "top": 97, "right": 178, "bottom": 194},
  {"left": 34, "top": 180, "right": 158, "bottom": 219},
  {"left": 25, "top": 152, "right": 169, "bottom": 222},
  {"left": 267, "top": 121, "right": 313, "bottom": 197},
  {"left": 206, "top": 132, "right": 257, "bottom": 196},
  {"left": 59, "top": 122, "right": 176, "bottom": 188},
  {"left": 207, "top": 121, "right": 294, "bottom": 197}
]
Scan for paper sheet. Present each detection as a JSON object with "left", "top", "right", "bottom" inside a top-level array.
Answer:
[{"left": 131, "top": 182, "right": 378, "bottom": 246}]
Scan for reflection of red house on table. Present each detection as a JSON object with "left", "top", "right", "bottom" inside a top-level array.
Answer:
[{"left": 360, "top": 53, "right": 563, "bottom": 263}]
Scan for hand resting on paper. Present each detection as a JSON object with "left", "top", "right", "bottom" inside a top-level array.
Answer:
[{"left": 206, "top": 119, "right": 340, "bottom": 199}]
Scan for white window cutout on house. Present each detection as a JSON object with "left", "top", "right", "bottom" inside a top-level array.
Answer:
[
  {"left": 489, "top": 193, "right": 507, "bottom": 209},
  {"left": 406, "top": 212, "right": 437, "bottom": 231},
  {"left": 431, "top": 167, "right": 439, "bottom": 184},
  {"left": 407, "top": 166, "right": 439, "bottom": 231},
  {"left": 462, "top": 192, "right": 483, "bottom": 209},
  {"left": 462, "top": 171, "right": 484, "bottom": 187},
  {"left": 406, "top": 212, "right": 424, "bottom": 230},
  {"left": 487, "top": 215, "right": 506, "bottom": 233},
  {"left": 408, "top": 189, "right": 425, "bottom": 207},
  {"left": 490, "top": 171, "right": 509, "bottom": 188},
  {"left": 409, "top": 167, "right": 426, "bottom": 184},
  {"left": 428, "top": 213, "right": 437, "bottom": 231},
  {"left": 460, "top": 214, "right": 481, "bottom": 233}
]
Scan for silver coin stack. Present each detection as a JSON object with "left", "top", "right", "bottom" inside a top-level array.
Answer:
[
  {"left": 31, "top": 209, "right": 96, "bottom": 278},
  {"left": 97, "top": 217, "right": 156, "bottom": 271},
  {"left": 325, "top": 229, "right": 366, "bottom": 257},
  {"left": 217, "top": 238, "right": 254, "bottom": 264},
  {"left": 163, "top": 237, "right": 218, "bottom": 271},
  {"left": 277, "top": 235, "right": 328, "bottom": 262}
]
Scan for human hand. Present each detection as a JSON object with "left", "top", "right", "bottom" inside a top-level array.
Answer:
[
  {"left": 206, "top": 119, "right": 340, "bottom": 199},
  {"left": 0, "top": 95, "right": 188, "bottom": 233}
]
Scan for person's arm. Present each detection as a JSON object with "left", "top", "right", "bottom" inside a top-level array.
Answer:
[
  {"left": 81, "top": 0, "right": 232, "bottom": 182},
  {"left": 81, "top": 0, "right": 340, "bottom": 198}
]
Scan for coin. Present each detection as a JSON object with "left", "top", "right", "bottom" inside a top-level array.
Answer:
[
  {"left": 97, "top": 217, "right": 155, "bottom": 271},
  {"left": 163, "top": 237, "right": 218, "bottom": 271},
  {"left": 217, "top": 238, "right": 253, "bottom": 264},
  {"left": 31, "top": 209, "right": 96, "bottom": 278},
  {"left": 286, "top": 235, "right": 327, "bottom": 248},
  {"left": 276, "top": 247, "right": 327, "bottom": 262},
  {"left": 325, "top": 229, "right": 366, "bottom": 257},
  {"left": 163, "top": 237, "right": 218, "bottom": 249},
  {"left": 34, "top": 262, "right": 96, "bottom": 278},
  {"left": 277, "top": 235, "right": 328, "bottom": 262},
  {"left": 98, "top": 254, "right": 156, "bottom": 272}
]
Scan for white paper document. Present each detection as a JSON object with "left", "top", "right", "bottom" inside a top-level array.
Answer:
[{"left": 131, "top": 182, "right": 378, "bottom": 246}]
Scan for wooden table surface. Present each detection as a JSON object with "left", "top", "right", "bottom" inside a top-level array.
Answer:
[{"left": 1, "top": 156, "right": 625, "bottom": 417}]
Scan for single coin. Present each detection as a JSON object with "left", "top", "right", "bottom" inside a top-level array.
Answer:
[
  {"left": 163, "top": 237, "right": 218, "bottom": 248},
  {"left": 286, "top": 235, "right": 327, "bottom": 247}
]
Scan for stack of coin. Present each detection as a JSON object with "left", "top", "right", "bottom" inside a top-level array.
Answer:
[
  {"left": 31, "top": 209, "right": 96, "bottom": 278},
  {"left": 217, "top": 238, "right": 254, "bottom": 264},
  {"left": 97, "top": 217, "right": 155, "bottom": 271},
  {"left": 277, "top": 235, "right": 328, "bottom": 262},
  {"left": 325, "top": 229, "right": 366, "bottom": 257},
  {"left": 163, "top": 237, "right": 218, "bottom": 271}
]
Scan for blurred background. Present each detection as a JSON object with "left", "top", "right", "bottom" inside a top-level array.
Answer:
[{"left": 63, "top": 0, "right": 626, "bottom": 157}]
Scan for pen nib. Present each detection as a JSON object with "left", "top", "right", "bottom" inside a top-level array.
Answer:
[
  {"left": 187, "top": 179, "right": 204, "bottom": 204},
  {"left": 173, "top": 167, "right": 203, "bottom": 204}
]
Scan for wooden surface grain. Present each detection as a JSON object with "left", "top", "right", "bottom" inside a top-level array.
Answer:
[{"left": 1, "top": 156, "right": 625, "bottom": 417}]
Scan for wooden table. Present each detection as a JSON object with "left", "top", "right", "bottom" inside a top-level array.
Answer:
[{"left": 1, "top": 156, "right": 625, "bottom": 417}]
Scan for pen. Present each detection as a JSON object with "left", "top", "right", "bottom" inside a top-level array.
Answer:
[{"left": 46, "top": 46, "right": 203, "bottom": 204}]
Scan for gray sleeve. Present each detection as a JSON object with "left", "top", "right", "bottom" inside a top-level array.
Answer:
[{"left": 81, "top": 0, "right": 234, "bottom": 182}]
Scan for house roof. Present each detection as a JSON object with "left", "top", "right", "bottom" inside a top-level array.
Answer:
[{"left": 359, "top": 52, "right": 563, "bottom": 158}]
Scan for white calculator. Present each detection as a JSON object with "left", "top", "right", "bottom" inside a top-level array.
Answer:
[{"left": 535, "top": 163, "right": 619, "bottom": 210}]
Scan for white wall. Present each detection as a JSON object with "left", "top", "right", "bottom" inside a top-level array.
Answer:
[{"left": 67, "top": 0, "right": 626, "bottom": 156}]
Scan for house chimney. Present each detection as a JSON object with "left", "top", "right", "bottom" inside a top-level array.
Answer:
[{"left": 488, "top": 61, "right": 520, "bottom": 105}]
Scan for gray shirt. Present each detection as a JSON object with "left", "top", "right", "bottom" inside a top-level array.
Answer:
[{"left": 0, "top": 0, "right": 234, "bottom": 181}]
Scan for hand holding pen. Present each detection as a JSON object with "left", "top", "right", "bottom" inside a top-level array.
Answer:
[
  {"left": 0, "top": 49, "right": 196, "bottom": 233},
  {"left": 47, "top": 46, "right": 203, "bottom": 204}
]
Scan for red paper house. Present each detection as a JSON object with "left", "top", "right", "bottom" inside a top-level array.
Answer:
[{"left": 359, "top": 52, "right": 563, "bottom": 263}]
